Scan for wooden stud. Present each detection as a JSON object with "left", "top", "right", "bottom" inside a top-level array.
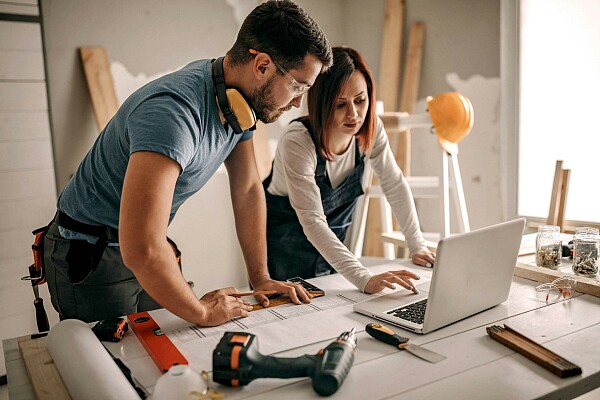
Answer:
[
  {"left": 364, "top": 0, "right": 405, "bottom": 257},
  {"left": 547, "top": 160, "right": 564, "bottom": 226},
  {"left": 79, "top": 47, "right": 119, "bottom": 132},
  {"left": 378, "top": 0, "right": 404, "bottom": 111},
  {"left": 546, "top": 160, "right": 570, "bottom": 231},
  {"left": 18, "top": 335, "right": 71, "bottom": 400},
  {"left": 396, "top": 21, "right": 425, "bottom": 176},
  {"left": 556, "top": 169, "right": 570, "bottom": 231},
  {"left": 387, "top": 22, "right": 426, "bottom": 257}
]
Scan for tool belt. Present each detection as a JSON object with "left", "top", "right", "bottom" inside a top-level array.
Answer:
[
  {"left": 24, "top": 211, "right": 183, "bottom": 332},
  {"left": 25, "top": 211, "right": 182, "bottom": 288},
  {"left": 26, "top": 223, "right": 53, "bottom": 286}
]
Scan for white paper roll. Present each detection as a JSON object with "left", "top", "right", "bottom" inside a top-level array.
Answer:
[{"left": 47, "top": 319, "right": 141, "bottom": 400}]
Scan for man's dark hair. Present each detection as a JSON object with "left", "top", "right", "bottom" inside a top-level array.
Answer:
[{"left": 227, "top": 0, "right": 332, "bottom": 71}]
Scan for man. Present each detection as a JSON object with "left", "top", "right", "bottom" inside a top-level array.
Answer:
[{"left": 44, "top": 0, "right": 332, "bottom": 326}]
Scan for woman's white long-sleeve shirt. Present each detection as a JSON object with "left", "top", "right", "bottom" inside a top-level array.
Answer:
[{"left": 267, "top": 117, "right": 427, "bottom": 291}]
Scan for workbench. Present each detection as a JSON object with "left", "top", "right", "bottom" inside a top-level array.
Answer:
[{"left": 4, "top": 258, "right": 600, "bottom": 399}]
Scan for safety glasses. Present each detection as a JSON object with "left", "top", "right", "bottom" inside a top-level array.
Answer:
[
  {"left": 249, "top": 49, "right": 311, "bottom": 96},
  {"left": 535, "top": 276, "right": 576, "bottom": 304}
]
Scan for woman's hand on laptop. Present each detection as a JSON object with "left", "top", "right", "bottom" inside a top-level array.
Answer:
[
  {"left": 412, "top": 249, "right": 436, "bottom": 268},
  {"left": 364, "top": 270, "right": 421, "bottom": 294}
]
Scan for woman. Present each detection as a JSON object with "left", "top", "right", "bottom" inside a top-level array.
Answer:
[{"left": 264, "top": 46, "right": 435, "bottom": 294}]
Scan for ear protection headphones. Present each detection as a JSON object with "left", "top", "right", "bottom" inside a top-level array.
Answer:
[{"left": 212, "top": 57, "right": 257, "bottom": 135}]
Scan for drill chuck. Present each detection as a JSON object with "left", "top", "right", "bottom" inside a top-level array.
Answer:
[{"left": 312, "top": 327, "right": 357, "bottom": 396}]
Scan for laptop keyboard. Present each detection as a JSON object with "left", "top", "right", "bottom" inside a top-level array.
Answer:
[{"left": 387, "top": 299, "right": 428, "bottom": 324}]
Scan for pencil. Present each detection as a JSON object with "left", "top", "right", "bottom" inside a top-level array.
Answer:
[{"left": 231, "top": 290, "right": 278, "bottom": 297}]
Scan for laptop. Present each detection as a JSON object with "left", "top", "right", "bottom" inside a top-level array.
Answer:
[{"left": 354, "top": 218, "right": 525, "bottom": 334}]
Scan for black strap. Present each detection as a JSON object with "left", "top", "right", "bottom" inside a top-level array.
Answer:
[
  {"left": 294, "top": 117, "right": 327, "bottom": 178},
  {"left": 56, "top": 210, "right": 118, "bottom": 242},
  {"left": 212, "top": 58, "right": 234, "bottom": 121}
]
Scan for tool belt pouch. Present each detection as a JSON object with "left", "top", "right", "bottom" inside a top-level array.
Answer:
[
  {"left": 63, "top": 236, "right": 179, "bottom": 284},
  {"left": 28, "top": 224, "right": 51, "bottom": 286},
  {"left": 65, "top": 238, "right": 108, "bottom": 284}
]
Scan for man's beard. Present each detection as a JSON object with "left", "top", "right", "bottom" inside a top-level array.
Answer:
[{"left": 248, "top": 76, "right": 291, "bottom": 124}]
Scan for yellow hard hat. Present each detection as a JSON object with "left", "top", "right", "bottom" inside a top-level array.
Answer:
[{"left": 426, "top": 92, "right": 474, "bottom": 155}]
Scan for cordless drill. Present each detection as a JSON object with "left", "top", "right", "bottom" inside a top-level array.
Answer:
[{"left": 212, "top": 327, "right": 357, "bottom": 396}]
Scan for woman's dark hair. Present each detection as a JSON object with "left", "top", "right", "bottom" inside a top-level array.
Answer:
[
  {"left": 227, "top": 0, "right": 332, "bottom": 71},
  {"left": 307, "top": 46, "right": 377, "bottom": 160}
]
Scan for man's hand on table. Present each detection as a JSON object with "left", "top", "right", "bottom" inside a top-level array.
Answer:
[
  {"left": 197, "top": 287, "right": 253, "bottom": 326},
  {"left": 251, "top": 277, "right": 313, "bottom": 308}
]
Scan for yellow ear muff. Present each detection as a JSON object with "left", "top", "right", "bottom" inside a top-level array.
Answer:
[
  {"left": 427, "top": 92, "right": 474, "bottom": 155},
  {"left": 223, "top": 89, "right": 257, "bottom": 132}
]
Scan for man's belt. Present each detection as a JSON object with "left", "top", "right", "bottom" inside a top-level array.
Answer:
[{"left": 56, "top": 210, "right": 119, "bottom": 242}]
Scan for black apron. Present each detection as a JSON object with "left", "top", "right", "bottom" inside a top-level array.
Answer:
[{"left": 264, "top": 118, "right": 365, "bottom": 281}]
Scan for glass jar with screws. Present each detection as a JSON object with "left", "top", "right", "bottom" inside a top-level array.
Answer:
[
  {"left": 572, "top": 227, "right": 599, "bottom": 277},
  {"left": 535, "top": 225, "right": 562, "bottom": 269}
]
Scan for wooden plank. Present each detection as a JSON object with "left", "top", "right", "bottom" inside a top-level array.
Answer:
[
  {"left": 378, "top": 0, "right": 404, "bottom": 111},
  {"left": 79, "top": 47, "right": 119, "bottom": 131},
  {"left": 370, "top": 22, "right": 427, "bottom": 257},
  {"left": 399, "top": 22, "right": 425, "bottom": 114},
  {"left": 556, "top": 169, "right": 570, "bottom": 231},
  {"left": 514, "top": 261, "right": 600, "bottom": 298},
  {"left": 18, "top": 335, "right": 71, "bottom": 400},
  {"left": 364, "top": 0, "right": 404, "bottom": 257},
  {"left": 3, "top": 337, "right": 38, "bottom": 400},
  {"left": 396, "top": 21, "right": 425, "bottom": 177},
  {"left": 547, "top": 160, "right": 563, "bottom": 226},
  {"left": 395, "top": 22, "right": 425, "bottom": 176},
  {"left": 391, "top": 22, "right": 426, "bottom": 254}
]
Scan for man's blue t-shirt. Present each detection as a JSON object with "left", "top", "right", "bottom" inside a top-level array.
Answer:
[{"left": 57, "top": 59, "right": 252, "bottom": 231}]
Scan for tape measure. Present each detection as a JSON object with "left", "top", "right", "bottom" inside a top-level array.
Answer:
[{"left": 251, "top": 291, "right": 325, "bottom": 310}]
